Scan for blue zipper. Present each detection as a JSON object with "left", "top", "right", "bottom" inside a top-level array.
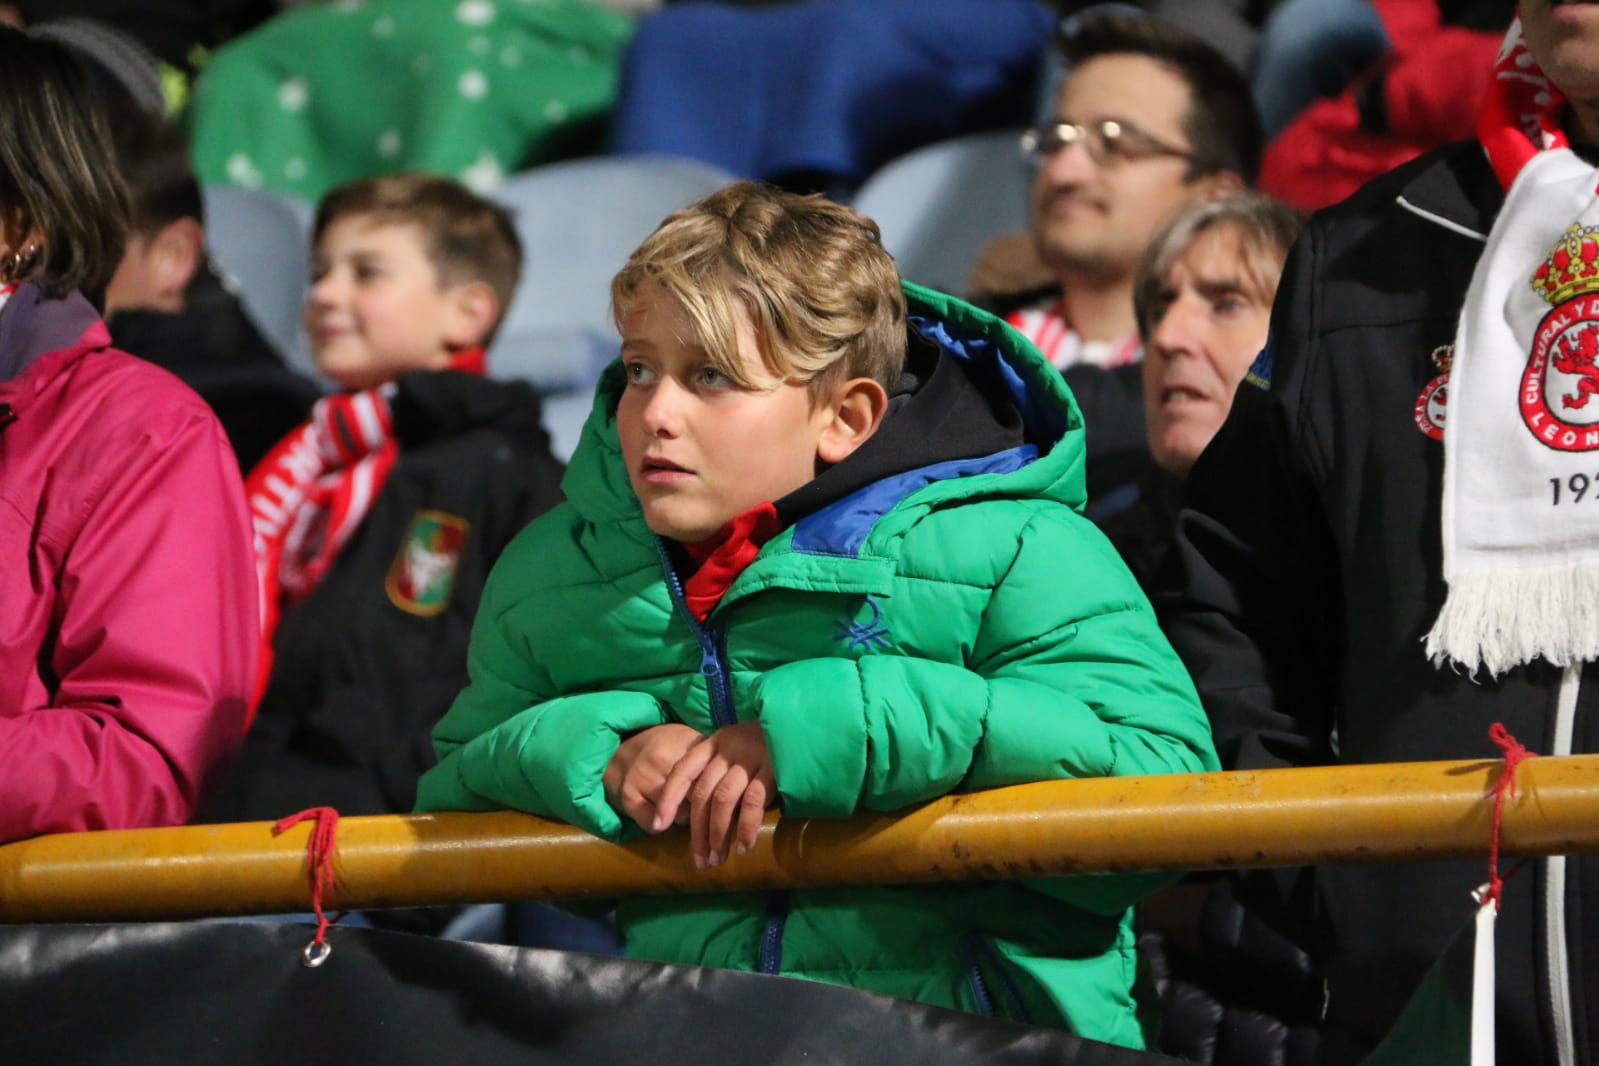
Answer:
[
  {"left": 961, "top": 935, "right": 1029, "bottom": 1022},
  {"left": 653, "top": 537, "right": 735, "bottom": 728},
  {"left": 959, "top": 936, "right": 996, "bottom": 1017},
  {"left": 757, "top": 893, "right": 790, "bottom": 975},
  {"left": 654, "top": 537, "right": 783, "bottom": 969}
]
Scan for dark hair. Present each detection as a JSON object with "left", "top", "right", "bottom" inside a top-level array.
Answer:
[
  {"left": 111, "top": 111, "right": 203, "bottom": 240},
  {"left": 1061, "top": 12, "right": 1263, "bottom": 184},
  {"left": 0, "top": 26, "right": 130, "bottom": 296},
  {"left": 313, "top": 173, "right": 523, "bottom": 341}
]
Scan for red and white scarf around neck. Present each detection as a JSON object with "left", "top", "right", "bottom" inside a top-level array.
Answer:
[{"left": 1424, "top": 17, "right": 1599, "bottom": 675}]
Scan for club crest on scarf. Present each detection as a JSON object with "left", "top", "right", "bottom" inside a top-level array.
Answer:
[
  {"left": 1414, "top": 345, "right": 1453, "bottom": 441},
  {"left": 1522, "top": 224, "right": 1599, "bottom": 451},
  {"left": 387, "top": 510, "right": 470, "bottom": 616}
]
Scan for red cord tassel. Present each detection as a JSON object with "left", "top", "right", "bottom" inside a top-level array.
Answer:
[
  {"left": 273, "top": 807, "right": 340, "bottom": 964},
  {"left": 1484, "top": 724, "right": 1535, "bottom": 910}
]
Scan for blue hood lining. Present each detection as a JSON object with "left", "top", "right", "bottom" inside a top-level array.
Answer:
[
  {"left": 907, "top": 314, "right": 1067, "bottom": 445},
  {"left": 791, "top": 445, "right": 1040, "bottom": 557},
  {"left": 787, "top": 313, "right": 1062, "bottom": 559}
]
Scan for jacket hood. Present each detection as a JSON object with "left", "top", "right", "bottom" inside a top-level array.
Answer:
[
  {"left": 561, "top": 281, "right": 1086, "bottom": 552},
  {"left": 0, "top": 284, "right": 107, "bottom": 388}
]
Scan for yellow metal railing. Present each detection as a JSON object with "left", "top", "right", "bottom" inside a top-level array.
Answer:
[{"left": 3, "top": 755, "right": 1598, "bottom": 922}]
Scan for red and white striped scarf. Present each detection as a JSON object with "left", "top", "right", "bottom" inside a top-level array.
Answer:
[
  {"left": 244, "top": 386, "right": 398, "bottom": 714},
  {"left": 1004, "top": 297, "right": 1141, "bottom": 371}
]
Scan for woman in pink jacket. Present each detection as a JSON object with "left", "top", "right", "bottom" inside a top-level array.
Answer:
[{"left": 0, "top": 27, "right": 257, "bottom": 842}]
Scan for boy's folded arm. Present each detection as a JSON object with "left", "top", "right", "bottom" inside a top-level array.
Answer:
[
  {"left": 426, "top": 570, "right": 557, "bottom": 766},
  {"left": 417, "top": 689, "right": 668, "bottom": 839},
  {"left": 754, "top": 510, "right": 1218, "bottom": 827},
  {"left": 968, "top": 510, "right": 1219, "bottom": 915},
  {"left": 965, "top": 508, "right": 1218, "bottom": 786},
  {"left": 753, "top": 655, "right": 987, "bottom": 818},
  {"left": 415, "top": 580, "right": 668, "bottom": 838}
]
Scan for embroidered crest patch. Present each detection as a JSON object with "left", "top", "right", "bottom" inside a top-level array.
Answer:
[
  {"left": 1414, "top": 344, "right": 1453, "bottom": 441},
  {"left": 1522, "top": 224, "right": 1599, "bottom": 452},
  {"left": 386, "top": 510, "right": 470, "bottom": 616}
]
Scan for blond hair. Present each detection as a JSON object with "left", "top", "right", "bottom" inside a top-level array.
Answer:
[
  {"left": 314, "top": 173, "right": 522, "bottom": 343},
  {"left": 611, "top": 181, "right": 907, "bottom": 399}
]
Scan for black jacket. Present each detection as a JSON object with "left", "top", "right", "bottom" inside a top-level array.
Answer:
[
  {"left": 110, "top": 263, "right": 321, "bottom": 473},
  {"left": 973, "top": 286, "right": 1158, "bottom": 577},
  {"left": 201, "top": 370, "right": 565, "bottom": 822},
  {"left": 1160, "top": 141, "right": 1597, "bottom": 1065}
]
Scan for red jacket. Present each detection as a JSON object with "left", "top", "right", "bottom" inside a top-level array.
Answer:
[
  {"left": 0, "top": 285, "right": 256, "bottom": 841},
  {"left": 1259, "top": 0, "right": 1502, "bottom": 211}
]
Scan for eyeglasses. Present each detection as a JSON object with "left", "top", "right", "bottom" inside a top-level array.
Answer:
[{"left": 1019, "top": 119, "right": 1194, "bottom": 167}]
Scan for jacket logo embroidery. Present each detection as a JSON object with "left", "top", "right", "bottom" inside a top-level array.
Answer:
[
  {"left": 1414, "top": 344, "right": 1452, "bottom": 441},
  {"left": 833, "top": 595, "right": 891, "bottom": 652},
  {"left": 1243, "top": 333, "right": 1274, "bottom": 391},
  {"left": 387, "top": 509, "right": 470, "bottom": 616},
  {"left": 1522, "top": 224, "right": 1599, "bottom": 451}
]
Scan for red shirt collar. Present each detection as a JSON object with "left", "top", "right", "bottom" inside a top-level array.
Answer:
[{"left": 677, "top": 501, "right": 784, "bottom": 622}]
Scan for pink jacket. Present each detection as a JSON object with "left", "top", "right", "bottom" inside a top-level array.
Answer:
[{"left": 0, "top": 286, "right": 257, "bottom": 841}]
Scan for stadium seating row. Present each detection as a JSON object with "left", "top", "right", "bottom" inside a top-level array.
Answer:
[{"left": 203, "top": 131, "right": 1032, "bottom": 458}]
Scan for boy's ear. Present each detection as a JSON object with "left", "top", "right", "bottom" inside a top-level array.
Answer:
[
  {"left": 444, "top": 279, "right": 501, "bottom": 349},
  {"left": 148, "top": 218, "right": 204, "bottom": 310},
  {"left": 816, "top": 377, "right": 889, "bottom": 465},
  {"left": 104, "top": 219, "right": 203, "bottom": 316}
]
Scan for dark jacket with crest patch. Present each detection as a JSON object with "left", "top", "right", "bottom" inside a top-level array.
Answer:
[
  {"left": 1161, "top": 141, "right": 1599, "bottom": 1066},
  {"left": 199, "top": 369, "right": 564, "bottom": 823}
]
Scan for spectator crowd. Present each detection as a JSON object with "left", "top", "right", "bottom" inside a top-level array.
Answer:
[{"left": 3, "top": 2, "right": 1594, "bottom": 1066}]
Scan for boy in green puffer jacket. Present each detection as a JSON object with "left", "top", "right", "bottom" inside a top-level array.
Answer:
[{"left": 414, "top": 181, "right": 1218, "bottom": 1049}]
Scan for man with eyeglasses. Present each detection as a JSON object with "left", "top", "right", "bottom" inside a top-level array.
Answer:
[{"left": 979, "top": 12, "right": 1261, "bottom": 535}]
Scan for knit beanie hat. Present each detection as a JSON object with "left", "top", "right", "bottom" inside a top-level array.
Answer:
[{"left": 31, "top": 17, "right": 167, "bottom": 118}]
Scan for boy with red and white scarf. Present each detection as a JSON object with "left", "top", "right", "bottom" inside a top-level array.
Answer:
[
  {"left": 1163, "top": 5, "right": 1599, "bottom": 1063},
  {"left": 200, "top": 174, "right": 565, "bottom": 823}
]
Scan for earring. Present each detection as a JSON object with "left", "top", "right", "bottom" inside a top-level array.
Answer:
[{"left": 0, "top": 243, "right": 39, "bottom": 284}]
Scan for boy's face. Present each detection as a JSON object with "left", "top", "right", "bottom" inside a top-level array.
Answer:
[
  {"left": 306, "top": 216, "right": 471, "bottom": 391},
  {"left": 616, "top": 287, "right": 836, "bottom": 542}
]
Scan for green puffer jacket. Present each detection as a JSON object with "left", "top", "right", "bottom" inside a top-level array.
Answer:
[{"left": 415, "top": 283, "right": 1218, "bottom": 1048}]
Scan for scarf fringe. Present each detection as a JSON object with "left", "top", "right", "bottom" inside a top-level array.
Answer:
[{"left": 1426, "top": 558, "right": 1599, "bottom": 677}]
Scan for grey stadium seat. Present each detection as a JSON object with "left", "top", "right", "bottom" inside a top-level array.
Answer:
[
  {"left": 487, "top": 154, "right": 739, "bottom": 459},
  {"left": 850, "top": 129, "right": 1032, "bottom": 299},
  {"left": 202, "top": 184, "right": 318, "bottom": 380}
]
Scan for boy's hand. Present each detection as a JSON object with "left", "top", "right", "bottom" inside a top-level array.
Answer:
[
  {"left": 655, "top": 720, "right": 776, "bottom": 868},
  {"left": 603, "top": 723, "right": 703, "bottom": 833}
]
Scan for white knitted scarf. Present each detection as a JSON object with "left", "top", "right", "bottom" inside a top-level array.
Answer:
[{"left": 1426, "top": 19, "right": 1599, "bottom": 675}]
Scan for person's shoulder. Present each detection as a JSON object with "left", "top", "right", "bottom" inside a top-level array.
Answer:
[
  {"left": 63, "top": 347, "right": 221, "bottom": 440},
  {"left": 903, "top": 493, "right": 1114, "bottom": 579},
  {"left": 1308, "top": 141, "right": 1494, "bottom": 246},
  {"left": 394, "top": 368, "right": 543, "bottom": 425},
  {"left": 1276, "top": 141, "right": 1494, "bottom": 339},
  {"left": 485, "top": 499, "right": 654, "bottom": 605},
  {"left": 392, "top": 369, "right": 562, "bottom": 465},
  {"left": 22, "top": 348, "right": 233, "bottom": 522}
]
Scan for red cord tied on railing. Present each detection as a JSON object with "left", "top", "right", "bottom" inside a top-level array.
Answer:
[
  {"left": 272, "top": 807, "right": 341, "bottom": 967},
  {"left": 1484, "top": 723, "right": 1536, "bottom": 910}
]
